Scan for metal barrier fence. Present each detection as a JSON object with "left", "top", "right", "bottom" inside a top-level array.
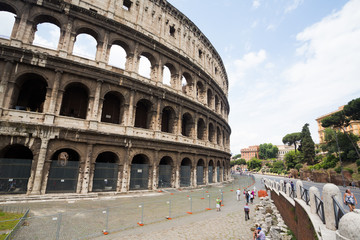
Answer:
[
  {"left": 300, "top": 186, "right": 310, "bottom": 205},
  {"left": 4, "top": 209, "right": 30, "bottom": 240},
  {"left": 332, "top": 196, "right": 346, "bottom": 229},
  {"left": 0, "top": 175, "right": 256, "bottom": 240},
  {"left": 314, "top": 194, "right": 325, "bottom": 224}
]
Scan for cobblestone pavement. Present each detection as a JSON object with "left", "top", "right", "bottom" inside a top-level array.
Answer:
[{"left": 1, "top": 175, "right": 264, "bottom": 240}]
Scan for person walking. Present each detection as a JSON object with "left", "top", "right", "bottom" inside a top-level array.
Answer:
[
  {"left": 236, "top": 189, "right": 241, "bottom": 201},
  {"left": 216, "top": 197, "right": 222, "bottom": 212},
  {"left": 245, "top": 190, "right": 250, "bottom": 204},
  {"left": 344, "top": 188, "right": 357, "bottom": 212},
  {"left": 244, "top": 203, "right": 250, "bottom": 221}
]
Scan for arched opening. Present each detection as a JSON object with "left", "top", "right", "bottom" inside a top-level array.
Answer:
[
  {"left": 46, "top": 148, "right": 80, "bottom": 193},
  {"left": 138, "top": 55, "right": 151, "bottom": 78},
  {"left": 161, "top": 106, "right": 175, "bottom": 133},
  {"left": 208, "top": 123, "right": 215, "bottom": 142},
  {"left": 60, "top": 83, "right": 89, "bottom": 119},
  {"left": 207, "top": 89, "right": 213, "bottom": 108},
  {"left": 217, "top": 127, "right": 221, "bottom": 145},
  {"left": 162, "top": 65, "right": 171, "bottom": 86},
  {"left": 73, "top": 33, "right": 97, "bottom": 60},
  {"left": 208, "top": 160, "right": 214, "bottom": 183},
  {"left": 196, "top": 159, "right": 204, "bottom": 185},
  {"left": 33, "top": 22, "right": 60, "bottom": 50},
  {"left": 0, "top": 9, "right": 16, "bottom": 39},
  {"left": 108, "top": 44, "right": 127, "bottom": 69},
  {"left": 180, "top": 158, "right": 191, "bottom": 187},
  {"left": 215, "top": 95, "right": 219, "bottom": 113},
  {"left": 93, "top": 152, "right": 118, "bottom": 192},
  {"left": 216, "top": 161, "right": 221, "bottom": 182},
  {"left": 0, "top": 145, "right": 33, "bottom": 194},
  {"left": 181, "top": 113, "right": 193, "bottom": 137},
  {"left": 197, "top": 118, "right": 206, "bottom": 140},
  {"left": 101, "top": 92, "right": 123, "bottom": 124},
  {"left": 134, "top": 99, "right": 152, "bottom": 129},
  {"left": 181, "top": 72, "right": 193, "bottom": 95},
  {"left": 196, "top": 81, "right": 205, "bottom": 102},
  {"left": 130, "top": 154, "right": 149, "bottom": 190},
  {"left": 158, "top": 156, "right": 172, "bottom": 188},
  {"left": 13, "top": 73, "right": 47, "bottom": 112}
]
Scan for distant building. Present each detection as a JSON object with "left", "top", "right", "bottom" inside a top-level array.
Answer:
[
  {"left": 241, "top": 145, "right": 259, "bottom": 161},
  {"left": 316, "top": 106, "right": 360, "bottom": 144},
  {"left": 276, "top": 145, "right": 294, "bottom": 161}
]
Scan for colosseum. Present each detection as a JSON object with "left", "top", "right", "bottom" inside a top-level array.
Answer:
[{"left": 0, "top": 0, "right": 231, "bottom": 195}]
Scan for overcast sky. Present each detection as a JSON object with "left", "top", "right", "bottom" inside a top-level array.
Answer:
[
  {"left": 169, "top": 0, "right": 360, "bottom": 154},
  {"left": 1, "top": 0, "right": 360, "bottom": 156}
]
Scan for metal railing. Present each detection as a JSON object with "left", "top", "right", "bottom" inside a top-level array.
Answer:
[
  {"left": 289, "top": 187, "right": 296, "bottom": 199},
  {"left": 332, "top": 196, "right": 346, "bottom": 229},
  {"left": 4, "top": 209, "right": 30, "bottom": 240},
  {"left": 314, "top": 194, "right": 325, "bottom": 224},
  {"left": 300, "top": 186, "right": 310, "bottom": 205}
]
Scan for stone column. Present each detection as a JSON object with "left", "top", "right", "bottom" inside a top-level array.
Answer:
[
  {"left": 30, "top": 138, "right": 49, "bottom": 195},
  {"left": 0, "top": 60, "right": 14, "bottom": 111},
  {"left": 280, "top": 180, "right": 284, "bottom": 192},
  {"left": 152, "top": 150, "right": 159, "bottom": 190},
  {"left": 323, "top": 183, "right": 342, "bottom": 230},
  {"left": 204, "top": 159, "right": 209, "bottom": 185},
  {"left": 127, "top": 90, "right": 135, "bottom": 126},
  {"left": 296, "top": 180, "right": 303, "bottom": 200},
  {"left": 55, "top": 89, "right": 64, "bottom": 115},
  {"left": 81, "top": 144, "right": 93, "bottom": 194},
  {"left": 121, "top": 146, "right": 131, "bottom": 192},
  {"left": 192, "top": 165, "right": 197, "bottom": 187},
  {"left": 309, "top": 186, "right": 320, "bottom": 214},
  {"left": 174, "top": 153, "right": 180, "bottom": 188},
  {"left": 47, "top": 70, "right": 62, "bottom": 114},
  {"left": 286, "top": 182, "right": 291, "bottom": 197},
  {"left": 89, "top": 80, "right": 103, "bottom": 129},
  {"left": 58, "top": 18, "right": 74, "bottom": 57}
]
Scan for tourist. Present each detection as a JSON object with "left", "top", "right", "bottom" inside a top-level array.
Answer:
[
  {"left": 344, "top": 188, "right": 357, "bottom": 212},
  {"left": 244, "top": 203, "right": 250, "bottom": 221},
  {"left": 236, "top": 188, "right": 241, "bottom": 201},
  {"left": 250, "top": 190, "right": 255, "bottom": 204},
  {"left": 245, "top": 190, "right": 250, "bottom": 204},
  {"left": 216, "top": 197, "right": 222, "bottom": 212},
  {"left": 252, "top": 224, "right": 260, "bottom": 239},
  {"left": 254, "top": 227, "right": 265, "bottom": 240}
]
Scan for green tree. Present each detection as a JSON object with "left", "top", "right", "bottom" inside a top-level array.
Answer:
[
  {"left": 282, "top": 132, "right": 302, "bottom": 152},
  {"left": 259, "top": 143, "right": 279, "bottom": 159},
  {"left": 247, "top": 158, "right": 262, "bottom": 170},
  {"left": 298, "top": 123, "right": 315, "bottom": 164},
  {"left": 272, "top": 161, "right": 285, "bottom": 174},
  {"left": 284, "top": 150, "right": 303, "bottom": 170},
  {"left": 343, "top": 97, "right": 360, "bottom": 120},
  {"left": 232, "top": 153, "right": 241, "bottom": 160}
]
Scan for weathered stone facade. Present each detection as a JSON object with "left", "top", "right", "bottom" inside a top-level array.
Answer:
[{"left": 0, "top": 0, "right": 231, "bottom": 195}]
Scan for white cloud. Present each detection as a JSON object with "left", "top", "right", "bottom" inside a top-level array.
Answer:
[
  {"left": 253, "top": 0, "right": 260, "bottom": 9},
  {"left": 266, "top": 24, "right": 276, "bottom": 31},
  {"left": 0, "top": 12, "right": 15, "bottom": 38},
  {"left": 285, "top": 0, "right": 304, "bottom": 14}
]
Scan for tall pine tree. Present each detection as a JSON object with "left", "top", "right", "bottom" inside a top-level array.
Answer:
[{"left": 298, "top": 123, "right": 315, "bottom": 164}]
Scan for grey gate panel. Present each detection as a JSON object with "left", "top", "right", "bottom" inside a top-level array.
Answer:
[
  {"left": 130, "top": 164, "right": 149, "bottom": 190},
  {"left": 196, "top": 166, "right": 204, "bottom": 185},
  {"left": 92, "top": 162, "right": 118, "bottom": 192},
  {"left": 46, "top": 161, "right": 79, "bottom": 193},
  {"left": 223, "top": 167, "right": 225, "bottom": 180},
  {"left": 208, "top": 166, "right": 213, "bottom": 183},
  {"left": 158, "top": 165, "right": 171, "bottom": 188},
  {"left": 217, "top": 166, "right": 220, "bottom": 182},
  {"left": 0, "top": 158, "right": 32, "bottom": 194},
  {"left": 180, "top": 165, "right": 191, "bottom": 187}
]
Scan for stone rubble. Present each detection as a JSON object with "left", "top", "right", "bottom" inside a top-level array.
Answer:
[{"left": 253, "top": 196, "right": 293, "bottom": 240}]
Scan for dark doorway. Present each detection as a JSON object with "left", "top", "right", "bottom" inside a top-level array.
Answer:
[
  {"left": 134, "top": 99, "right": 151, "bottom": 129},
  {"left": 196, "top": 159, "right": 204, "bottom": 185},
  {"left": 208, "top": 160, "right": 214, "bottom": 183},
  {"left": 161, "top": 107, "right": 175, "bottom": 133},
  {"left": 93, "top": 152, "right": 118, "bottom": 192},
  {"left": 158, "top": 157, "right": 172, "bottom": 188},
  {"left": 130, "top": 154, "right": 149, "bottom": 190},
  {"left": 0, "top": 145, "right": 33, "bottom": 194},
  {"left": 46, "top": 149, "right": 79, "bottom": 193},
  {"left": 101, "top": 92, "right": 122, "bottom": 124},
  {"left": 60, "top": 83, "right": 88, "bottom": 119},
  {"left": 180, "top": 158, "right": 191, "bottom": 187}
]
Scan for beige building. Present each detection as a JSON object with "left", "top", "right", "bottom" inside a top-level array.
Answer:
[
  {"left": 316, "top": 106, "right": 360, "bottom": 144},
  {"left": 276, "top": 145, "right": 294, "bottom": 161},
  {"left": 0, "top": 0, "right": 231, "bottom": 195}
]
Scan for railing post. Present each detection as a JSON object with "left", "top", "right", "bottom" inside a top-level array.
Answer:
[
  {"left": 323, "top": 183, "right": 342, "bottom": 230},
  {"left": 296, "top": 180, "right": 303, "bottom": 200},
  {"left": 309, "top": 186, "right": 320, "bottom": 214},
  {"left": 55, "top": 212, "right": 62, "bottom": 240}
]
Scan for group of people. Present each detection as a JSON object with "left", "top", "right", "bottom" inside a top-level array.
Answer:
[{"left": 236, "top": 187, "right": 256, "bottom": 204}]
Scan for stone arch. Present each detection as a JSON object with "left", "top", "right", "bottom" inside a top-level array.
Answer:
[
  {"left": 0, "top": 144, "right": 33, "bottom": 194},
  {"left": 163, "top": 62, "right": 177, "bottom": 88},
  {"left": 196, "top": 158, "right": 205, "bottom": 185},
  {"left": 181, "top": 112, "right": 194, "bottom": 137},
  {"left": 0, "top": 2, "right": 17, "bottom": 15},
  {"left": 197, "top": 118, "right": 206, "bottom": 140},
  {"left": 196, "top": 81, "right": 205, "bottom": 102},
  {"left": 46, "top": 148, "right": 80, "bottom": 193},
  {"left": 207, "top": 88, "right": 213, "bottom": 108},
  {"left": 138, "top": 51, "right": 157, "bottom": 79},
  {"left": 217, "top": 126, "right": 222, "bottom": 145},
  {"left": 0, "top": 3, "right": 18, "bottom": 39},
  {"left": 12, "top": 73, "right": 48, "bottom": 112},
  {"left": 130, "top": 154, "right": 150, "bottom": 190},
  {"left": 161, "top": 106, "right": 176, "bottom": 133},
  {"left": 101, "top": 91, "right": 125, "bottom": 124},
  {"left": 134, "top": 99, "right": 153, "bottom": 129},
  {"left": 208, "top": 160, "right": 214, "bottom": 183},
  {"left": 60, "top": 82, "right": 89, "bottom": 119},
  {"left": 158, "top": 156, "right": 173, "bottom": 188},
  {"left": 180, "top": 157, "right": 192, "bottom": 187},
  {"left": 215, "top": 95, "right": 219, "bottom": 113},
  {"left": 72, "top": 27, "right": 99, "bottom": 60},
  {"left": 208, "top": 122, "right": 215, "bottom": 142},
  {"left": 181, "top": 72, "right": 193, "bottom": 95},
  {"left": 108, "top": 40, "right": 129, "bottom": 69},
  {"left": 92, "top": 151, "right": 119, "bottom": 192}
]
